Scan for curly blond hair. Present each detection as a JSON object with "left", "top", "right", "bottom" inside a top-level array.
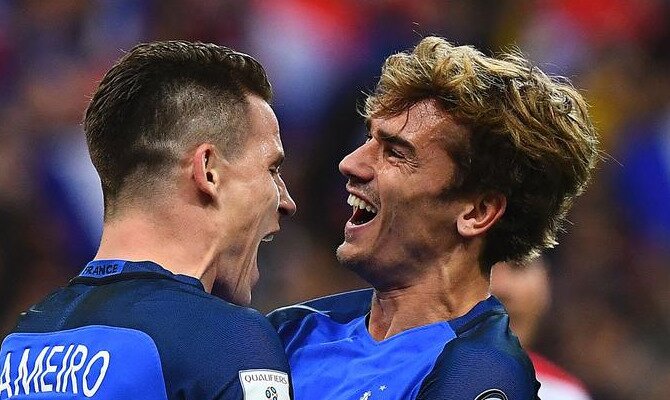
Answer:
[{"left": 365, "top": 36, "right": 599, "bottom": 271}]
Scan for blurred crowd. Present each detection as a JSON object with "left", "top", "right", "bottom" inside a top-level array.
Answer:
[{"left": 0, "top": 1, "right": 668, "bottom": 399}]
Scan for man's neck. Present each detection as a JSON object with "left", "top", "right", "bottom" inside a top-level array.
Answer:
[
  {"left": 367, "top": 255, "right": 490, "bottom": 341},
  {"left": 94, "top": 209, "right": 219, "bottom": 292}
]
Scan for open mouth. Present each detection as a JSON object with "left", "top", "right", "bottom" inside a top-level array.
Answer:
[{"left": 347, "top": 194, "right": 378, "bottom": 225}]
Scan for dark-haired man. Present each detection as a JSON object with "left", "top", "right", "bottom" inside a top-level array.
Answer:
[
  {"left": 270, "top": 36, "right": 598, "bottom": 399},
  {"left": 0, "top": 41, "right": 295, "bottom": 399}
]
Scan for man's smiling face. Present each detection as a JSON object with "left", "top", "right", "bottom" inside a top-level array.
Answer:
[{"left": 337, "top": 99, "right": 472, "bottom": 288}]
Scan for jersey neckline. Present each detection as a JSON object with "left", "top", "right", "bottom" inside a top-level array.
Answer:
[
  {"left": 356, "top": 314, "right": 455, "bottom": 346},
  {"left": 71, "top": 259, "right": 205, "bottom": 291}
]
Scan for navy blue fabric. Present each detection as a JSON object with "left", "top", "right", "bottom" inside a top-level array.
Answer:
[
  {"left": 269, "top": 289, "right": 539, "bottom": 400},
  {"left": 1, "top": 260, "right": 292, "bottom": 399}
]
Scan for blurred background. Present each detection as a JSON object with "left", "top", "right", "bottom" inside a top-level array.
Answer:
[{"left": 0, "top": 0, "right": 668, "bottom": 398}]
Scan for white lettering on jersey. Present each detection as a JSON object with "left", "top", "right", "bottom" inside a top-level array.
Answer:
[
  {"left": 64, "top": 345, "right": 88, "bottom": 394},
  {"left": 56, "top": 344, "right": 75, "bottom": 392},
  {"left": 239, "top": 369, "right": 290, "bottom": 400},
  {"left": 82, "top": 351, "right": 109, "bottom": 397},
  {"left": 0, "top": 344, "right": 111, "bottom": 398},
  {"left": 0, "top": 352, "right": 11, "bottom": 397}
]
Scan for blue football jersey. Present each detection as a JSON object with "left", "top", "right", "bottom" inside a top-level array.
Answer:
[
  {"left": 268, "top": 289, "right": 539, "bottom": 400},
  {"left": 0, "top": 260, "right": 292, "bottom": 399}
]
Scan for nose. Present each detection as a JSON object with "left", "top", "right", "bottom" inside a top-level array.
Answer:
[
  {"left": 278, "top": 176, "right": 297, "bottom": 217},
  {"left": 339, "top": 142, "right": 374, "bottom": 182}
]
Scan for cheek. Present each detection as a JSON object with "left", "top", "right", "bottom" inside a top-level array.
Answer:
[
  {"left": 239, "top": 177, "right": 279, "bottom": 216},
  {"left": 375, "top": 172, "right": 454, "bottom": 237},
  {"left": 254, "top": 178, "right": 280, "bottom": 219},
  {"left": 254, "top": 181, "right": 278, "bottom": 219}
]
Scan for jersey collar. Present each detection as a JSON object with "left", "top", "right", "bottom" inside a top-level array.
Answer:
[{"left": 71, "top": 259, "right": 205, "bottom": 291}]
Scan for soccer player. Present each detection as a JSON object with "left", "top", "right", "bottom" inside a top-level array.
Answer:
[
  {"left": 0, "top": 41, "right": 295, "bottom": 399},
  {"left": 269, "top": 36, "right": 598, "bottom": 400},
  {"left": 492, "top": 258, "right": 593, "bottom": 400}
]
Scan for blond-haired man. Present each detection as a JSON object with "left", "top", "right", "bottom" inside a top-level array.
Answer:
[{"left": 270, "top": 36, "right": 598, "bottom": 400}]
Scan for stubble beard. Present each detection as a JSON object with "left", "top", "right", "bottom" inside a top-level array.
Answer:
[
  {"left": 336, "top": 242, "right": 364, "bottom": 274},
  {"left": 336, "top": 242, "right": 385, "bottom": 287}
]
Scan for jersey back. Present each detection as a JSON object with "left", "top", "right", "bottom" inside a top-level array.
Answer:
[
  {"left": 0, "top": 260, "right": 292, "bottom": 400},
  {"left": 0, "top": 325, "right": 167, "bottom": 398}
]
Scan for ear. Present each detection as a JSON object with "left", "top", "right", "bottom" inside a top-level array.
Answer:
[
  {"left": 456, "top": 192, "right": 507, "bottom": 238},
  {"left": 191, "top": 143, "right": 221, "bottom": 200}
]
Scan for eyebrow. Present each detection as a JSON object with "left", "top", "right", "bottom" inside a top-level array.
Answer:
[
  {"left": 272, "top": 153, "right": 285, "bottom": 166},
  {"left": 366, "top": 119, "right": 417, "bottom": 156}
]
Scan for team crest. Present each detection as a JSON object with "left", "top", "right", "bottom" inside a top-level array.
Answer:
[{"left": 475, "top": 389, "right": 509, "bottom": 400}]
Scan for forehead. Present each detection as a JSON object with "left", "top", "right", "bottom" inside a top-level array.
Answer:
[
  {"left": 369, "top": 99, "right": 466, "bottom": 149},
  {"left": 241, "top": 94, "right": 283, "bottom": 156}
]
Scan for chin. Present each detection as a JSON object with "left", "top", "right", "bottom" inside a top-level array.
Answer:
[
  {"left": 335, "top": 242, "right": 355, "bottom": 265},
  {"left": 337, "top": 244, "right": 404, "bottom": 289},
  {"left": 336, "top": 243, "right": 369, "bottom": 275}
]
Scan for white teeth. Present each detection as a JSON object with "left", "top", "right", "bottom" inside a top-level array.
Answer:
[
  {"left": 347, "top": 193, "right": 377, "bottom": 214},
  {"left": 261, "top": 234, "right": 274, "bottom": 242}
]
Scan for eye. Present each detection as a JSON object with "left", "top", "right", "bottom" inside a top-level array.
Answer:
[{"left": 385, "top": 147, "right": 404, "bottom": 159}]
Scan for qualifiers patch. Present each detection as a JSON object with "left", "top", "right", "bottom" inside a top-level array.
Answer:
[
  {"left": 475, "top": 389, "right": 509, "bottom": 400},
  {"left": 239, "top": 369, "right": 290, "bottom": 400}
]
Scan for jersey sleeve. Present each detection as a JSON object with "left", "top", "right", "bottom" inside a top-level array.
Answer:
[
  {"left": 199, "top": 308, "right": 293, "bottom": 400},
  {"left": 144, "top": 301, "right": 293, "bottom": 400},
  {"left": 416, "top": 337, "right": 540, "bottom": 400}
]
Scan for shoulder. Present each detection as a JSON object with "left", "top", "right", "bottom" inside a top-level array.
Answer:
[
  {"left": 417, "top": 311, "right": 540, "bottom": 400},
  {"left": 108, "top": 280, "right": 277, "bottom": 336},
  {"left": 67, "top": 282, "right": 291, "bottom": 374},
  {"left": 140, "top": 293, "right": 291, "bottom": 398},
  {"left": 267, "top": 288, "right": 373, "bottom": 331},
  {"left": 146, "top": 292, "right": 284, "bottom": 356}
]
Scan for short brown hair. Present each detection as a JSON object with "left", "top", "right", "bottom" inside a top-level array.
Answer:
[
  {"left": 84, "top": 41, "right": 272, "bottom": 217},
  {"left": 365, "top": 36, "right": 599, "bottom": 271}
]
